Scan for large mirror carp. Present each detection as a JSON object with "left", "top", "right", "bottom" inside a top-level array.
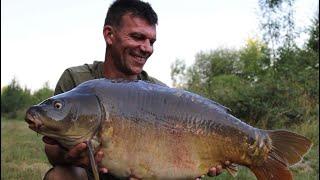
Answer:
[{"left": 25, "top": 79, "right": 312, "bottom": 180}]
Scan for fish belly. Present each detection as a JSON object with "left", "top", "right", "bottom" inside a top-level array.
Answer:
[{"left": 99, "top": 116, "right": 227, "bottom": 179}]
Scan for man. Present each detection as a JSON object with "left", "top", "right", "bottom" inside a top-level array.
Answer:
[{"left": 44, "top": 0, "right": 228, "bottom": 179}]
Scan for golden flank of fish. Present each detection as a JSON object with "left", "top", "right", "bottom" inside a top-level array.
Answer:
[{"left": 25, "top": 79, "right": 312, "bottom": 180}]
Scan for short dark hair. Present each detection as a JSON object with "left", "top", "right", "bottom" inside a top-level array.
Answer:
[{"left": 104, "top": 0, "right": 158, "bottom": 27}]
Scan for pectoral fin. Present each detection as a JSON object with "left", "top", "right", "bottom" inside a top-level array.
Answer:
[
  {"left": 87, "top": 140, "right": 100, "bottom": 180},
  {"left": 225, "top": 163, "right": 238, "bottom": 177}
]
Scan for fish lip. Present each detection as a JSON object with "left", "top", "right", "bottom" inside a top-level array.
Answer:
[
  {"left": 25, "top": 114, "right": 34, "bottom": 125},
  {"left": 25, "top": 111, "right": 61, "bottom": 132},
  {"left": 25, "top": 113, "right": 43, "bottom": 131}
]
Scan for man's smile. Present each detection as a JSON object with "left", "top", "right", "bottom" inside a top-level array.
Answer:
[{"left": 130, "top": 52, "right": 148, "bottom": 64}]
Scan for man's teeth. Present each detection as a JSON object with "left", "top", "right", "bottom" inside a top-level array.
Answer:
[
  {"left": 133, "top": 55, "right": 145, "bottom": 61},
  {"left": 133, "top": 54, "right": 144, "bottom": 58}
]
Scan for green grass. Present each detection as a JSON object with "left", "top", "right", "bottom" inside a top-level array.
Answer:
[
  {"left": 289, "top": 119, "right": 319, "bottom": 180},
  {"left": 1, "top": 117, "right": 50, "bottom": 180},
  {"left": 1, "top": 118, "right": 318, "bottom": 179}
]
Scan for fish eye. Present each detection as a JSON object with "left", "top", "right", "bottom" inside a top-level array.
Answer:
[{"left": 53, "top": 101, "right": 63, "bottom": 109}]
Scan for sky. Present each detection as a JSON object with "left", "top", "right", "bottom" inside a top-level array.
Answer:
[{"left": 1, "top": 0, "right": 318, "bottom": 91}]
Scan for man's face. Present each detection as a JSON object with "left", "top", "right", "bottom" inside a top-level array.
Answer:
[{"left": 108, "top": 14, "right": 156, "bottom": 75}]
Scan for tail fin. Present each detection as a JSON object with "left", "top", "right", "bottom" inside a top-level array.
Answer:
[
  {"left": 268, "top": 130, "right": 312, "bottom": 165},
  {"left": 249, "top": 130, "right": 312, "bottom": 180}
]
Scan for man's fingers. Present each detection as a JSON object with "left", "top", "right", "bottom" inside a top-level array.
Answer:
[
  {"left": 208, "top": 167, "right": 217, "bottom": 176},
  {"left": 99, "top": 167, "right": 108, "bottom": 174},
  {"left": 195, "top": 175, "right": 205, "bottom": 180},
  {"left": 67, "top": 143, "right": 87, "bottom": 158},
  {"left": 65, "top": 143, "right": 88, "bottom": 166},
  {"left": 95, "top": 151, "right": 104, "bottom": 162},
  {"left": 225, "top": 160, "right": 231, "bottom": 166},
  {"left": 216, "top": 165, "right": 223, "bottom": 174},
  {"left": 96, "top": 151, "right": 109, "bottom": 175},
  {"left": 204, "top": 161, "right": 234, "bottom": 178}
]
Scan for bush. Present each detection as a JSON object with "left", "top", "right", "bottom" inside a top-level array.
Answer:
[
  {"left": 1, "top": 79, "right": 32, "bottom": 118},
  {"left": 1, "top": 80, "right": 54, "bottom": 119},
  {"left": 171, "top": 36, "right": 319, "bottom": 129}
]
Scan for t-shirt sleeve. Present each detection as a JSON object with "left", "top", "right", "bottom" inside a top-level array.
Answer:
[{"left": 54, "top": 69, "right": 76, "bottom": 95}]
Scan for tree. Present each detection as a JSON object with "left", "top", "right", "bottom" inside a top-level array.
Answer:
[
  {"left": 170, "top": 0, "right": 318, "bottom": 130},
  {"left": 1, "top": 78, "right": 32, "bottom": 118},
  {"left": 258, "top": 0, "right": 297, "bottom": 59},
  {"left": 170, "top": 59, "right": 187, "bottom": 88},
  {"left": 32, "top": 82, "right": 54, "bottom": 104},
  {"left": 185, "top": 48, "right": 239, "bottom": 96},
  {"left": 306, "top": 16, "right": 319, "bottom": 53},
  {"left": 1, "top": 79, "right": 54, "bottom": 119},
  {"left": 237, "top": 38, "right": 270, "bottom": 82}
]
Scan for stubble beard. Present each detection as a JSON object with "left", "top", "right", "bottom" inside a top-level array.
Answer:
[{"left": 116, "top": 57, "right": 143, "bottom": 77}]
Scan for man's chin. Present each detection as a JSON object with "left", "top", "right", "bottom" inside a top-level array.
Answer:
[
  {"left": 128, "top": 64, "right": 144, "bottom": 75},
  {"left": 131, "top": 68, "right": 143, "bottom": 76}
]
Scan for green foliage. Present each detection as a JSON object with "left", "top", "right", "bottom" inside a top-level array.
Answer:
[
  {"left": 306, "top": 16, "right": 319, "bottom": 53},
  {"left": 170, "top": 14, "right": 319, "bottom": 177},
  {"left": 1, "top": 80, "right": 54, "bottom": 119},
  {"left": 1, "top": 78, "right": 33, "bottom": 119},
  {"left": 171, "top": 48, "right": 239, "bottom": 95},
  {"left": 32, "top": 82, "right": 54, "bottom": 105},
  {"left": 193, "top": 49, "right": 238, "bottom": 77},
  {"left": 171, "top": 31, "right": 318, "bottom": 128},
  {"left": 237, "top": 39, "right": 271, "bottom": 81}
]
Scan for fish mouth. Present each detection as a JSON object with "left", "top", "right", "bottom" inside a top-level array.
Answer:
[
  {"left": 25, "top": 112, "right": 44, "bottom": 132},
  {"left": 25, "top": 107, "right": 64, "bottom": 133},
  {"left": 25, "top": 109, "right": 65, "bottom": 147}
]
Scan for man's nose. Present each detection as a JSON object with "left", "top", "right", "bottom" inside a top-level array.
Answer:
[{"left": 140, "top": 40, "right": 153, "bottom": 54}]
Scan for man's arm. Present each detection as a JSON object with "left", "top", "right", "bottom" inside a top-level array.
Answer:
[{"left": 54, "top": 69, "right": 77, "bottom": 95}]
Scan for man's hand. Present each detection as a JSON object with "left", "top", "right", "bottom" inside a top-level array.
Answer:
[
  {"left": 44, "top": 137, "right": 108, "bottom": 173},
  {"left": 64, "top": 143, "right": 89, "bottom": 167},
  {"left": 195, "top": 161, "right": 232, "bottom": 180},
  {"left": 65, "top": 142, "right": 109, "bottom": 173}
]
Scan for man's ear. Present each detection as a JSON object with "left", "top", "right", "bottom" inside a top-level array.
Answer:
[{"left": 103, "top": 25, "right": 114, "bottom": 45}]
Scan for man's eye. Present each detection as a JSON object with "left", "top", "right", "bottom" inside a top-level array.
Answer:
[
  {"left": 133, "top": 35, "right": 143, "bottom": 40},
  {"left": 131, "top": 33, "right": 144, "bottom": 40}
]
